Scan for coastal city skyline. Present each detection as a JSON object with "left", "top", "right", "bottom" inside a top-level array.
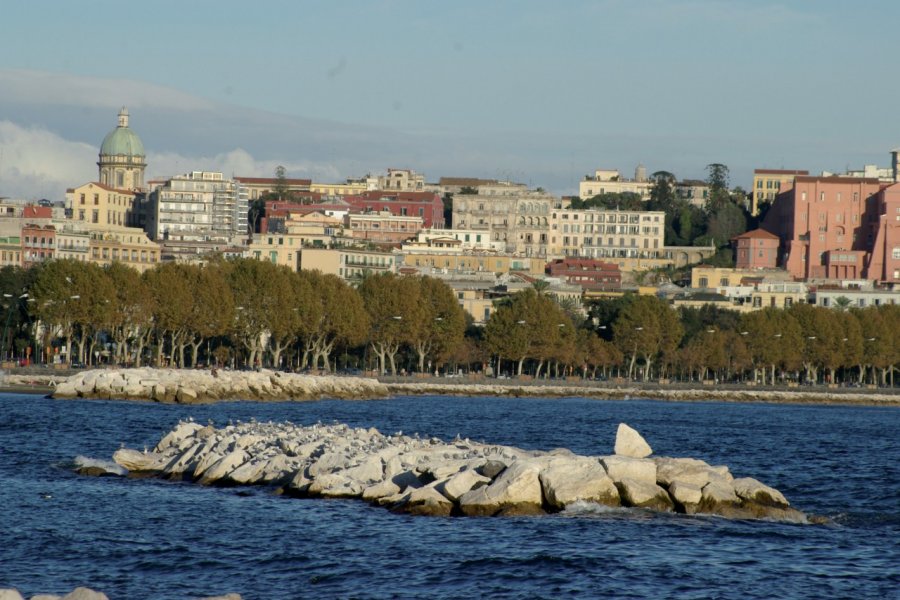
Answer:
[{"left": 3, "top": 0, "right": 900, "bottom": 201}]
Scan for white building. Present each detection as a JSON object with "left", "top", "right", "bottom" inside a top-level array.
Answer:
[{"left": 148, "top": 171, "right": 248, "bottom": 244}]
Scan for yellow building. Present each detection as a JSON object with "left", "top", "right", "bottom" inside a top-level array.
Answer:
[
  {"left": 298, "top": 247, "right": 398, "bottom": 280},
  {"left": 398, "top": 251, "right": 545, "bottom": 277},
  {"left": 751, "top": 169, "right": 808, "bottom": 216},
  {"left": 0, "top": 236, "right": 22, "bottom": 267},
  {"left": 309, "top": 181, "right": 369, "bottom": 196},
  {"left": 87, "top": 226, "right": 161, "bottom": 272},
  {"left": 66, "top": 182, "right": 140, "bottom": 228}
]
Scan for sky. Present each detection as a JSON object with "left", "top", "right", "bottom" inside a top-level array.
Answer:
[{"left": 1, "top": 0, "right": 899, "bottom": 201}]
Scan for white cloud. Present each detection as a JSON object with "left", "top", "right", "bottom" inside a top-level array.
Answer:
[{"left": 0, "top": 121, "right": 97, "bottom": 199}]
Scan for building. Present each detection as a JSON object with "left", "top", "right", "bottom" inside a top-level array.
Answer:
[
  {"left": 21, "top": 224, "right": 55, "bottom": 267},
  {"left": 0, "top": 236, "right": 22, "bottom": 267},
  {"left": 86, "top": 226, "right": 161, "bottom": 272},
  {"left": 579, "top": 167, "right": 652, "bottom": 201},
  {"left": 54, "top": 223, "right": 91, "bottom": 263},
  {"left": 811, "top": 284, "right": 900, "bottom": 309},
  {"left": 234, "top": 176, "right": 312, "bottom": 201},
  {"left": 546, "top": 258, "right": 621, "bottom": 290},
  {"left": 345, "top": 211, "right": 424, "bottom": 243},
  {"left": 733, "top": 229, "right": 780, "bottom": 269},
  {"left": 398, "top": 251, "right": 545, "bottom": 277},
  {"left": 762, "top": 176, "right": 900, "bottom": 283},
  {"left": 429, "top": 177, "right": 528, "bottom": 196},
  {"left": 374, "top": 169, "right": 425, "bottom": 192},
  {"left": 452, "top": 190, "right": 555, "bottom": 255},
  {"left": 298, "top": 247, "right": 398, "bottom": 281},
  {"left": 345, "top": 191, "right": 445, "bottom": 229},
  {"left": 66, "top": 182, "right": 140, "bottom": 228},
  {"left": 405, "top": 228, "right": 505, "bottom": 253},
  {"left": 309, "top": 179, "right": 370, "bottom": 196},
  {"left": 148, "top": 172, "right": 248, "bottom": 245},
  {"left": 549, "top": 207, "right": 665, "bottom": 260},
  {"left": 98, "top": 107, "right": 146, "bottom": 191},
  {"left": 751, "top": 169, "right": 808, "bottom": 216},
  {"left": 821, "top": 150, "right": 899, "bottom": 184},
  {"left": 674, "top": 180, "right": 710, "bottom": 208}
]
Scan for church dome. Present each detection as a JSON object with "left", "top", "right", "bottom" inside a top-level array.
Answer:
[{"left": 100, "top": 107, "right": 145, "bottom": 157}]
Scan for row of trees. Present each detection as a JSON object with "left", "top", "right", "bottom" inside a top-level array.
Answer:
[
  {"left": 1, "top": 260, "right": 467, "bottom": 373},
  {"left": 2, "top": 259, "right": 897, "bottom": 385}
]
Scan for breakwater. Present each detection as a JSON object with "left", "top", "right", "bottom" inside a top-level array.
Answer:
[
  {"left": 50, "top": 368, "right": 388, "bottom": 403},
  {"left": 108, "top": 419, "right": 807, "bottom": 522}
]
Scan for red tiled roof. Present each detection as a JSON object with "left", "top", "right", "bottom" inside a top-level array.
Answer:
[{"left": 733, "top": 229, "right": 779, "bottom": 240}]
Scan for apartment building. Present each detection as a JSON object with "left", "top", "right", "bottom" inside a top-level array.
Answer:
[
  {"left": 762, "top": 176, "right": 900, "bottom": 283},
  {"left": 751, "top": 169, "right": 808, "bottom": 216},
  {"left": 148, "top": 172, "right": 248, "bottom": 245},
  {"left": 66, "top": 182, "right": 141, "bottom": 228}
]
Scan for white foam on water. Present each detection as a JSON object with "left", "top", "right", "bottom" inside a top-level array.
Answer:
[{"left": 74, "top": 455, "right": 127, "bottom": 476}]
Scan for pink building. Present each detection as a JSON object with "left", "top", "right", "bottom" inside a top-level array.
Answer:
[
  {"left": 762, "top": 176, "right": 900, "bottom": 282},
  {"left": 733, "top": 229, "right": 780, "bottom": 269}
]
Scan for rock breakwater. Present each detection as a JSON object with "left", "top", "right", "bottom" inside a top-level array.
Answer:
[
  {"left": 51, "top": 368, "right": 388, "bottom": 403},
  {"left": 108, "top": 418, "right": 808, "bottom": 522}
]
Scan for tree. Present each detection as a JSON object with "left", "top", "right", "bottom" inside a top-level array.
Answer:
[
  {"left": 105, "top": 262, "right": 155, "bottom": 366},
  {"left": 358, "top": 273, "right": 422, "bottom": 374},
  {"left": 740, "top": 308, "right": 802, "bottom": 385},
  {"left": 705, "top": 163, "right": 730, "bottom": 211},
  {"left": 407, "top": 277, "right": 467, "bottom": 373},
  {"left": 649, "top": 171, "right": 676, "bottom": 206},
  {"left": 298, "top": 271, "right": 367, "bottom": 371},
  {"left": 612, "top": 295, "right": 682, "bottom": 380}
]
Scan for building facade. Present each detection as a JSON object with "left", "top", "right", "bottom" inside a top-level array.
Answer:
[
  {"left": 98, "top": 107, "right": 146, "bottom": 191},
  {"left": 67, "top": 182, "right": 140, "bottom": 228},
  {"left": 149, "top": 172, "right": 248, "bottom": 245},
  {"left": 579, "top": 168, "right": 652, "bottom": 201},
  {"left": 762, "top": 176, "right": 900, "bottom": 283},
  {"left": 751, "top": 169, "right": 808, "bottom": 216},
  {"left": 733, "top": 229, "right": 780, "bottom": 269}
]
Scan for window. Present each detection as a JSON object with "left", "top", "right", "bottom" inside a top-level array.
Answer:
[
  {"left": 699, "top": 277, "right": 709, "bottom": 287},
  {"left": 892, "top": 247, "right": 900, "bottom": 260}
]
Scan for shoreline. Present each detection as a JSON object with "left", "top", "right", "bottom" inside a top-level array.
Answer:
[{"left": 0, "top": 368, "right": 897, "bottom": 406}]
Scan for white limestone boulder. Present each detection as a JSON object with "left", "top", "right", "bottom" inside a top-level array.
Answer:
[
  {"left": 435, "top": 468, "right": 491, "bottom": 502},
  {"left": 112, "top": 448, "right": 168, "bottom": 472},
  {"left": 459, "top": 460, "right": 544, "bottom": 516},
  {"left": 614, "top": 423, "right": 653, "bottom": 458},
  {"left": 197, "top": 449, "right": 249, "bottom": 485},
  {"left": 668, "top": 481, "right": 703, "bottom": 513},
  {"left": 393, "top": 485, "right": 455, "bottom": 517},
  {"left": 539, "top": 458, "right": 620, "bottom": 510},
  {"left": 616, "top": 477, "right": 674, "bottom": 512},
  {"left": 155, "top": 421, "right": 204, "bottom": 452},
  {"left": 732, "top": 477, "right": 790, "bottom": 507},
  {"left": 601, "top": 455, "right": 657, "bottom": 484}
]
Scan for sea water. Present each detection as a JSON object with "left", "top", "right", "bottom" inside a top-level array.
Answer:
[{"left": 1, "top": 394, "right": 897, "bottom": 599}]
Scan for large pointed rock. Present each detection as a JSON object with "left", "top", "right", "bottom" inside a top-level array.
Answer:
[
  {"left": 459, "top": 460, "right": 544, "bottom": 516},
  {"left": 614, "top": 423, "right": 653, "bottom": 458},
  {"left": 539, "top": 458, "right": 620, "bottom": 510}
]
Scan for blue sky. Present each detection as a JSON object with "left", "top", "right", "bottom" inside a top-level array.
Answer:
[{"left": 1, "top": 0, "right": 899, "bottom": 199}]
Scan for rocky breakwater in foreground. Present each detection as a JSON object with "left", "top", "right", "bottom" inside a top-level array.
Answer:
[
  {"left": 51, "top": 368, "right": 388, "bottom": 403},
  {"left": 109, "top": 420, "right": 808, "bottom": 522}
]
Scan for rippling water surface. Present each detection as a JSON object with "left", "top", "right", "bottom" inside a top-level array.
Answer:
[{"left": 1, "top": 393, "right": 898, "bottom": 599}]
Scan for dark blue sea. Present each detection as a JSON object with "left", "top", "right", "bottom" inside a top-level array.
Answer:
[{"left": 1, "top": 393, "right": 898, "bottom": 599}]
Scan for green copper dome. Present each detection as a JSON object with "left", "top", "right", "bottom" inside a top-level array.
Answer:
[{"left": 100, "top": 107, "right": 145, "bottom": 157}]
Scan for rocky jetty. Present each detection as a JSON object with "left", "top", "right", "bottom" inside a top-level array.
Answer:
[
  {"left": 107, "top": 419, "right": 807, "bottom": 522},
  {"left": 51, "top": 368, "right": 388, "bottom": 403}
]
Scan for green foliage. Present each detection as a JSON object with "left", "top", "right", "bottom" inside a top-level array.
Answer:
[{"left": 570, "top": 192, "right": 644, "bottom": 211}]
